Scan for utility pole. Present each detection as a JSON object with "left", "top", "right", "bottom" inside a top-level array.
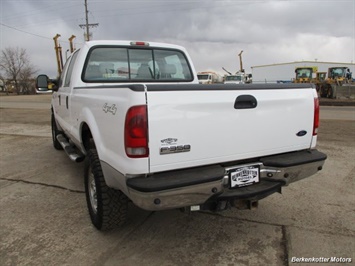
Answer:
[{"left": 79, "top": 0, "right": 98, "bottom": 41}]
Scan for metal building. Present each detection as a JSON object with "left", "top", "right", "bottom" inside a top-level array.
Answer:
[{"left": 251, "top": 61, "right": 355, "bottom": 83}]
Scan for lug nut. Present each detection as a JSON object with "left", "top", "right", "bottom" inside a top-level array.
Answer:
[{"left": 154, "top": 198, "right": 161, "bottom": 205}]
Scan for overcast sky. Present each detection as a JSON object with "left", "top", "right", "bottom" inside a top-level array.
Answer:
[{"left": 1, "top": 0, "right": 354, "bottom": 78}]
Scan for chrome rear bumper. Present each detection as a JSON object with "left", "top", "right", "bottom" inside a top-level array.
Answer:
[{"left": 126, "top": 149, "right": 327, "bottom": 211}]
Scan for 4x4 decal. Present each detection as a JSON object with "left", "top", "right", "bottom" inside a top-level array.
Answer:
[{"left": 103, "top": 103, "right": 117, "bottom": 115}]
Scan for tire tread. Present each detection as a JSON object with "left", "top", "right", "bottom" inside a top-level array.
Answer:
[{"left": 85, "top": 149, "right": 128, "bottom": 231}]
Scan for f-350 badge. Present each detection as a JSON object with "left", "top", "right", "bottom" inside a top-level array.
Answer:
[{"left": 160, "top": 138, "right": 191, "bottom": 155}]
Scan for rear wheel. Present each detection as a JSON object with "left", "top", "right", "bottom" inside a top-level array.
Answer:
[
  {"left": 84, "top": 149, "right": 128, "bottom": 230},
  {"left": 51, "top": 113, "right": 63, "bottom": 150}
]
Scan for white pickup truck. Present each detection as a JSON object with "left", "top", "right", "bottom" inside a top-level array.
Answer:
[{"left": 37, "top": 40, "right": 326, "bottom": 231}]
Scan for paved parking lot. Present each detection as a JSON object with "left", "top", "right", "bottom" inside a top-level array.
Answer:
[{"left": 0, "top": 95, "right": 354, "bottom": 266}]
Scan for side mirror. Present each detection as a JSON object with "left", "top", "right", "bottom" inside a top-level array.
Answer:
[
  {"left": 36, "top": 74, "right": 49, "bottom": 88},
  {"left": 36, "top": 74, "right": 59, "bottom": 91}
]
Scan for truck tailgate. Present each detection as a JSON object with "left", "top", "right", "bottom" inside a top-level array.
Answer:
[{"left": 146, "top": 84, "right": 316, "bottom": 173}]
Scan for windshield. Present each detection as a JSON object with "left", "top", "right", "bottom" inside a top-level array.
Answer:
[
  {"left": 226, "top": 75, "right": 242, "bottom": 81},
  {"left": 83, "top": 46, "right": 193, "bottom": 82},
  {"left": 296, "top": 68, "right": 312, "bottom": 79},
  {"left": 330, "top": 68, "right": 346, "bottom": 78},
  {"left": 198, "top": 74, "right": 210, "bottom": 80}
]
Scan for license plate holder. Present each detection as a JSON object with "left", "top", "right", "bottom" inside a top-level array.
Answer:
[{"left": 229, "top": 165, "right": 260, "bottom": 188}]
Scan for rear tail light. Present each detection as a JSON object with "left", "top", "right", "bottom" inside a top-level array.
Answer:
[
  {"left": 124, "top": 105, "right": 149, "bottom": 158},
  {"left": 313, "top": 97, "right": 319, "bottom": 136}
]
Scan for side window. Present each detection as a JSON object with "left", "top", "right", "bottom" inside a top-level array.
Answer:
[
  {"left": 57, "top": 60, "right": 69, "bottom": 89},
  {"left": 64, "top": 51, "right": 79, "bottom": 87}
]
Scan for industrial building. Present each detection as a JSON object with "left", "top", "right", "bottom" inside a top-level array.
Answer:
[{"left": 251, "top": 61, "right": 355, "bottom": 83}]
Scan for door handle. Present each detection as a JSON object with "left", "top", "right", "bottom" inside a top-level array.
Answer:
[
  {"left": 234, "top": 95, "right": 257, "bottom": 109},
  {"left": 58, "top": 95, "right": 61, "bottom": 105},
  {"left": 66, "top": 96, "right": 69, "bottom": 109}
]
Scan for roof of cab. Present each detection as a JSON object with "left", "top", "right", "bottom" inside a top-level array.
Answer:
[{"left": 82, "top": 40, "right": 186, "bottom": 51}]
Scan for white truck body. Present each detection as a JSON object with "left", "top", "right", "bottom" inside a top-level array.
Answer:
[
  {"left": 224, "top": 74, "right": 243, "bottom": 84},
  {"left": 224, "top": 72, "right": 252, "bottom": 84},
  {"left": 197, "top": 72, "right": 223, "bottom": 84},
  {"left": 38, "top": 40, "right": 326, "bottom": 230},
  {"left": 197, "top": 73, "right": 213, "bottom": 84}
]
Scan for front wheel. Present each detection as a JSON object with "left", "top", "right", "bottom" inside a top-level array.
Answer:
[{"left": 84, "top": 149, "right": 128, "bottom": 231}]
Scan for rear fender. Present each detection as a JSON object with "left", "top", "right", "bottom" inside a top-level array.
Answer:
[{"left": 78, "top": 107, "right": 103, "bottom": 157}]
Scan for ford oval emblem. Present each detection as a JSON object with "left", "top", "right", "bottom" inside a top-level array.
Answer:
[{"left": 296, "top": 130, "right": 307, "bottom": 137}]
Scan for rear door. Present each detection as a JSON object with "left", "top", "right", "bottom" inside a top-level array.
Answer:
[
  {"left": 54, "top": 51, "right": 79, "bottom": 135},
  {"left": 146, "top": 84, "right": 315, "bottom": 173}
]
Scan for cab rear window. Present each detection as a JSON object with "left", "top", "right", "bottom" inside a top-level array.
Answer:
[{"left": 82, "top": 46, "right": 193, "bottom": 82}]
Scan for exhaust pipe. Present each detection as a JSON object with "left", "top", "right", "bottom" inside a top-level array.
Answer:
[
  {"left": 232, "top": 199, "right": 259, "bottom": 210},
  {"left": 248, "top": 200, "right": 258, "bottom": 210}
]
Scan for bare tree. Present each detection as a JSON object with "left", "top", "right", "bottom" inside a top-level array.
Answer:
[
  {"left": 0, "top": 47, "right": 38, "bottom": 94},
  {"left": 19, "top": 66, "right": 36, "bottom": 94},
  {"left": 0, "top": 74, "right": 6, "bottom": 94}
]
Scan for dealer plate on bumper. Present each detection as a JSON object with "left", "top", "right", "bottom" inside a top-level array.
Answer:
[{"left": 230, "top": 165, "right": 260, "bottom": 188}]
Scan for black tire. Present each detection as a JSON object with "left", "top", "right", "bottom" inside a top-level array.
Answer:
[
  {"left": 84, "top": 149, "right": 128, "bottom": 231},
  {"left": 51, "top": 113, "right": 63, "bottom": 150},
  {"left": 327, "top": 85, "right": 334, "bottom": 99}
]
